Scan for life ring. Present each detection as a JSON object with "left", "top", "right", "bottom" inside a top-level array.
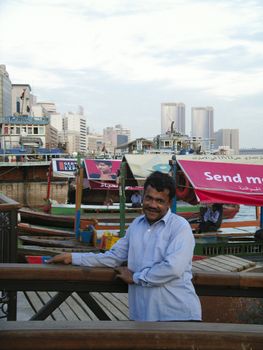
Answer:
[{"left": 175, "top": 172, "right": 191, "bottom": 200}]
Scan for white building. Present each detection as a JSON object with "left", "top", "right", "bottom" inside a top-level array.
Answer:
[
  {"left": 87, "top": 133, "right": 114, "bottom": 156},
  {"left": 49, "top": 113, "right": 63, "bottom": 132},
  {"left": 12, "top": 84, "right": 33, "bottom": 116},
  {"left": 36, "top": 101, "right": 56, "bottom": 115},
  {"left": 63, "top": 112, "right": 87, "bottom": 154},
  {"left": 161, "top": 103, "right": 185, "bottom": 135},
  {"left": 0, "top": 65, "right": 12, "bottom": 118},
  {"left": 214, "top": 129, "right": 239, "bottom": 154},
  {"left": 191, "top": 107, "right": 214, "bottom": 151}
]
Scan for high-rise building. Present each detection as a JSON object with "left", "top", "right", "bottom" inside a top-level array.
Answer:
[
  {"left": 161, "top": 103, "right": 185, "bottom": 135},
  {"left": 191, "top": 107, "right": 214, "bottom": 150},
  {"left": 0, "top": 65, "right": 12, "bottom": 117},
  {"left": 63, "top": 112, "right": 87, "bottom": 154},
  {"left": 215, "top": 129, "right": 239, "bottom": 154}
]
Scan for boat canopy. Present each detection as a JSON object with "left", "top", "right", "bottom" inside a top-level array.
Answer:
[
  {"left": 51, "top": 155, "right": 263, "bottom": 204},
  {"left": 177, "top": 155, "right": 263, "bottom": 206},
  {"left": 123, "top": 154, "right": 263, "bottom": 206}
]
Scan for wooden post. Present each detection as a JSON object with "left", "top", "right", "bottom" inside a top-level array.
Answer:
[
  {"left": 46, "top": 162, "right": 52, "bottom": 202},
  {"left": 119, "top": 161, "right": 126, "bottom": 237},
  {"left": 170, "top": 155, "right": 177, "bottom": 213},
  {"left": 74, "top": 158, "right": 84, "bottom": 240}
]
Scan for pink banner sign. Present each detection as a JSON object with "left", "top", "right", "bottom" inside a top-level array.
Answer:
[{"left": 177, "top": 159, "right": 263, "bottom": 205}]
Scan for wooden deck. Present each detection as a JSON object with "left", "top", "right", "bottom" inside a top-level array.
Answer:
[{"left": 6, "top": 255, "right": 256, "bottom": 322}]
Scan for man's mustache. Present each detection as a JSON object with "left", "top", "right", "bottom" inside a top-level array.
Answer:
[{"left": 145, "top": 207, "right": 159, "bottom": 212}]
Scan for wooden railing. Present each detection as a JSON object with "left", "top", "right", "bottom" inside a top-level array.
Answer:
[
  {"left": 0, "top": 194, "right": 20, "bottom": 263},
  {"left": 1, "top": 264, "right": 263, "bottom": 321},
  {"left": 1, "top": 320, "right": 263, "bottom": 350},
  {"left": 0, "top": 194, "right": 20, "bottom": 320}
]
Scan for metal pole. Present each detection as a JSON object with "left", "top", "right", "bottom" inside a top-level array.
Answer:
[{"left": 260, "top": 207, "right": 263, "bottom": 229}]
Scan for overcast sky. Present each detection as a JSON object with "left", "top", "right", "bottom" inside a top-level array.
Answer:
[{"left": 1, "top": 0, "right": 263, "bottom": 147}]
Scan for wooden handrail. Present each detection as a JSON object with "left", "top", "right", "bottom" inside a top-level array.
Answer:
[
  {"left": 1, "top": 321, "right": 263, "bottom": 350},
  {"left": 0, "top": 264, "right": 263, "bottom": 289}
]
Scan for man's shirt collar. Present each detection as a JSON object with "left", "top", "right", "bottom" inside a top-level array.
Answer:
[{"left": 139, "top": 208, "right": 172, "bottom": 226}]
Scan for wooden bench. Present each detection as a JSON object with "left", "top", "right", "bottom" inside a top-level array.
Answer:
[{"left": 1, "top": 321, "right": 263, "bottom": 350}]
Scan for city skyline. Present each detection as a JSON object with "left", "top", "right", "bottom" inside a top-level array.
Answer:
[{"left": 1, "top": 0, "right": 263, "bottom": 147}]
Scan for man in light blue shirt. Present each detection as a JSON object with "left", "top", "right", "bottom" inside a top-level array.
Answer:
[{"left": 49, "top": 171, "right": 202, "bottom": 321}]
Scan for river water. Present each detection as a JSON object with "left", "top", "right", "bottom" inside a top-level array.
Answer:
[{"left": 222, "top": 205, "right": 259, "bottom": 234}]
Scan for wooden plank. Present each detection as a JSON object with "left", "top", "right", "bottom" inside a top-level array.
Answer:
[
  {"left": 1, "top": 321, "right": 263, "bottom": 350},
  {"left": 201, "top": 257, "right": 237, "bottom": 272},
  {"left": 90, "top": 292, "right": 127, "bottom": 320},
  {"left": 52, "top": 293, "right": 80, "bottom": 321},
  {"left": 60, "top": 293, "right": 94, "bottom": 321},
  {"left": 16, "top": 292, "right": 35, "bottom": 321},
  {"left": 226, "top": 255, "right": 256, "bottom": 267},
  {"left": 192, "top": 265, "right": 209, "bottom": 272},
  {"left": 100, "top": 292, "right": 129, "bottom": 319},
  {"left": 192, "top": 260, "right": 217, "bottom": 271},
  {"left": 112, "top": 292, "right": 128, "bottom": 303},
  {"left": 211, "top": 255, "right": 249, "bottom": 271},
  {"left": 70, "top": 292, "right": 99, "bottom": 320},
  {"left": 24, "top": 292, "right": 53, "bottom": 320},
  {"left": 207, "top": 256, "right": 243, "bottom": 271},
  {"left": 193, "top": 259, "right": 227, "bottom": 272}
]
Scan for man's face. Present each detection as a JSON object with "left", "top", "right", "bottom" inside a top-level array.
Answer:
[
  {"left": 97, "top": 162, "right": 111, "bottom": 174},
  {"left": 143, "top": 185, "right": 172, "bottom": 224}
]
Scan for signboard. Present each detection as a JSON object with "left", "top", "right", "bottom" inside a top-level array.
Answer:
[
  {"left": 51, "top": 158, "right": 78, "bottom": 178},
  {"left": 84, "top": 159, "right": 121, "bottom": 180},
  {"left": 177, "top": 159, "right": 263, "bottom": 205}
]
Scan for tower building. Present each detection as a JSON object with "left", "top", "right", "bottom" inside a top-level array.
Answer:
[
  {"left": 191, "top": 107, "right": 214, "bottom": 151},
  {"left": 161, "top": 103, "right": 185, "bottom": 135},
  {"left": 215, "top": 129, "right": 239, "bottom": 154}
]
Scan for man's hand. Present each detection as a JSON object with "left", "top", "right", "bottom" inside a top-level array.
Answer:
[
  {"left": 47, "top": 253, "right": 72, "bottom": 265},
  {"left": 115, "top": 266, "right": 134, "bottom": 284}
]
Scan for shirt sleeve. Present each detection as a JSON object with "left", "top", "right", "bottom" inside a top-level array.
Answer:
[
  {"left": 72, "top": 231, "right": 130, "bottom": 267},
  {"left": 133, "top": 220, "right": 194, "bottom": 287}
]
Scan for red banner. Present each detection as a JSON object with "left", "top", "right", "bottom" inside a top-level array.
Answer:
[{"left": 177, "top": 159, "right": 263, "bottom": 205}]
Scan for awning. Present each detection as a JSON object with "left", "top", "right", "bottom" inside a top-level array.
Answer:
[
  {"left": 123, "top": 154, "right": 171, "bottom": 181},
  {"left": 177, "top": 156, "right": 263, "bottom": 206}
]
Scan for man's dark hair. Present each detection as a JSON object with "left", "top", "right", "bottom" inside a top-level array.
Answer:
[
  {"left": 144, "top": 171, "right": 175, "bottom": 200},
  {"left": 95, "top": 160, "right": 112, "bottom": 167}
]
